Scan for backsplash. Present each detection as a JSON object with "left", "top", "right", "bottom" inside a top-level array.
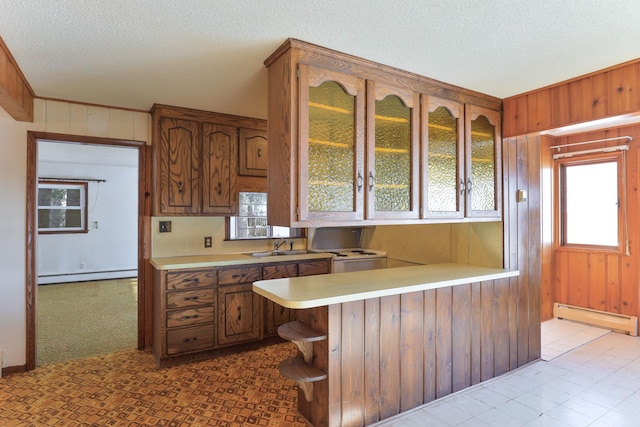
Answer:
[{"left": 151, "top": 216, "right": 306, "bottom": 258}]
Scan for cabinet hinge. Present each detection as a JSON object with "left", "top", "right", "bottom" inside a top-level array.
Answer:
[{"left": 296, "top": 205, "right": 300, "bottom": 220}]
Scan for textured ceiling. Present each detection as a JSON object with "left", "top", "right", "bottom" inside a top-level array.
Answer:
[{"left": 1, "top": 0, "right": 639, "bottom": 120}]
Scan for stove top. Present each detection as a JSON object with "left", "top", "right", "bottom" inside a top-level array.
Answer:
[{"left": 315, "top": 249, "right": 387, "bottom": 259}]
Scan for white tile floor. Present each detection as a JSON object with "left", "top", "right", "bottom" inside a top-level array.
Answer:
[{"left": 373, "top": 319, "right": 640, "bottom": 426}]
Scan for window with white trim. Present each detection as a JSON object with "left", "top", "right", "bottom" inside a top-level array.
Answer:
[{"left": 37, "top": 181, "right": 88, "bottom": 233}]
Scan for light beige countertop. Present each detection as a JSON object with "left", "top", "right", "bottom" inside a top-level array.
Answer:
[
  {"left": 252, "top": 263, "right": 519, "bottom": 309},
  {"left": 150, "top": 252, "right": 333, "bottom": 270}
]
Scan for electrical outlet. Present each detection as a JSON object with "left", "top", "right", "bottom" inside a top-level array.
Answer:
[
  {"left": 80, "top": 262, "right": 86, "bottom": 269},
  {"left": 159, "top": 221, "right": 172, "bottom": 233},
  {"left": 204, "top": 236, "right": 212, "bottom": 248}
]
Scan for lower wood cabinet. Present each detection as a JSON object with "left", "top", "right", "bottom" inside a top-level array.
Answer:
[
  {"left": 152, "top": 257, "right": 331, "bottom": 366},
  {"left": 218, "top": 283, "right": 262, "bottom": 345}
]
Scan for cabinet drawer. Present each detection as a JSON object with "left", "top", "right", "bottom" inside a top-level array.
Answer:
[
  {"left": 166, "top": 306, "right": 214, "bottom": 328},
  {"left": 218, "top": 266, "right": 261, "bottom": 284},
  {"left": 262, "top": 263, "right": 297, "bottom": 279},
  {"left": 298, "top": 259, "right": 331, "bottom": 276},
  {"left": 166, "top": 270, "right": 215, "bottom": 290},
  {"left": 166, "top": 288, "right": 214, "bottom": 309},
  {"left": 166, "top": 324, "right": 214, "bottom": 355}
]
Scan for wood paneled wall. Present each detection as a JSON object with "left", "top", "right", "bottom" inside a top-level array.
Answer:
[
  {"left": 547, "top": 125, "right": 640, "bottom": 319},
  {"left": 0, "top": 37, "right": 35, "bottom": 121},
  {"left": 503, "top": 59, "right": 640, "bottom": 138},
  {"left": 502, "top": 135, "right": 542, "bottom": 350},
  {"left": 296, "top": 278, "right": 539, "bottom": 427}
]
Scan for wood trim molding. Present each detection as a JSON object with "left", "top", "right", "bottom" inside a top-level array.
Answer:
[
  {"left": 2, "top": 364, "right": 26, "bottom": 377},
  {"left": 25, "top": 131, "right": 151, "bottom": 370},
  {"left": 0, "top": 36, "right": 35, "bottom": 121}
]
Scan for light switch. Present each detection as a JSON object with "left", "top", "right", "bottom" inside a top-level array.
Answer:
[{"left": 516, "top": 189, "right": 527, "bottom": 202}]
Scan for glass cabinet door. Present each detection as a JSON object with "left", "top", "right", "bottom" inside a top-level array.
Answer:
[
  {"left": 423, "top": 97, "right": 464, "bottom": 218},
  {"left": 298, "top": 64, "right": 365, "bottom": 222},
  {"left": 465, "top": 105, "right": 501, "bottom": 218},
  {"left": 366, "top": 82, "right": 419, "bottom": 220}
]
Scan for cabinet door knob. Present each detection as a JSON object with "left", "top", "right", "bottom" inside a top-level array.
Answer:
[
  {"left": 237, "top": 306, "right": 242, "bottom": 321},
  {"left": 177, "top": 181, "right": 184, "bottom": 194},
  {"left": 217, "top": 182, "right": 222, "bottom": 195},
  {"left": 460, "top": 179, "right": 466, "bottom": 195},
  {"left": 357, "top": 171, "right": 363, "bottom": 192},
  {"left": 257, "top": 147, "right": 262, "bottom": 158},
  {"left": 368, "top": 171, "right": 375, "bottom": 191},
  {"left": 467, "top": 179, "right": 472, "bottom": 193}
]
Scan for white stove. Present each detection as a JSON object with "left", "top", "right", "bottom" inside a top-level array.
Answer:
[{"left": 309, "top": 228, "right": 387, "bottom": 273}]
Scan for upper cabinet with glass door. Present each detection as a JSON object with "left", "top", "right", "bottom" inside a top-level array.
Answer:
[
  {"left": 423, "top": 97, "right": 465, "bottom": 219},
  {"left": 298, "top": 64, "right": 365, "bottom": 223},
  {"left": 366, "top": 81, "right": 420, "bottom": 220},
  {"left": 263, "top": 39, "right": 502, "bottom": 227},
  {"left": 465, "top": 105, "right": 501, "bottom": 218}
]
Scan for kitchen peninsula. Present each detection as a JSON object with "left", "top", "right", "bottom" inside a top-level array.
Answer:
[{"left": 253, "top": 263, "right": 519, "bottom": 427}]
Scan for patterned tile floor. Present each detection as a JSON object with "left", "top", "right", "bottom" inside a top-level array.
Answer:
[{"left": 0, "top": 342, "right": 310, "bottom": 426}]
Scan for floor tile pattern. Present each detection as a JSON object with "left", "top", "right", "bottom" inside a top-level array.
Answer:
[
  {"left": 374, "top": 319, "right": 640, "bottom": 426},
  {"left": 541, "top": 318, "right": 610, "bottom": 361},
  {"left": 0, "top": 343, "right": 309, "bottom": 426}
]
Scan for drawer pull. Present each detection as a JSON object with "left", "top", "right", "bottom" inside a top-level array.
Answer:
[
  {"left": 182, "top": 314, "right": 199, "bottom": 320},
  {"left": 237, "top": 306, "right": 242, "bottom": 321},
  {"left": 280, "top": 307, "right": 285, "bottom": 315},
  {"left": 183, "top": 337, "right": 198, "bottom": 342},
  {"left": 184, "top": 296, "right": 200, "bottom": 301},
  {"left": 182, "top": 278, "right": 200, "bottom": 284},
  {"left": 232, "top": 273, "right": 247, "bottom": 279}
]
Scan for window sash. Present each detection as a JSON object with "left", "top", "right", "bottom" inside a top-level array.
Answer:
[
  {"left": 37, "top": 181, "right": 88, "bottom": 233},
  {"left": 557, "top": 153, "right": 623, "bottom": 252}
]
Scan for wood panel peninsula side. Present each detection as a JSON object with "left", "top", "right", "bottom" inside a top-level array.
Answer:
[{"left": 253, "top": 263, "right": 520, "bottom": 427}]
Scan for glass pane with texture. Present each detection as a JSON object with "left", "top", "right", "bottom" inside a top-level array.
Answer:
[
  {"left": 374, "top": 95, "right": 411, "bottom": 211},
  {"left": 427, "top": 107, "right": 458, "bottom": 212},
  {"left": 470, "top": 115, "right": 496, "bottom": 211},
  {"left": 308, "top": 81, "right": 355, "bottom": 212}
]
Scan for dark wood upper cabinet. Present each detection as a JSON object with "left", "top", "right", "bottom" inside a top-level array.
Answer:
[{"left": 151, "top": 104, "right": 266, "bottom": 216}]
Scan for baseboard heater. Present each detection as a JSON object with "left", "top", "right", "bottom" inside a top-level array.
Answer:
[{"left": 553, "top": 302, "right": 638, "bottom": 336}]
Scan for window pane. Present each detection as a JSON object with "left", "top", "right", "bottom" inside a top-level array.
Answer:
[
  {"left": 37, "top": 182, "right": 87, "bottom": 233},
  {"left": 230, "top": 192, "right": 294, "bottom": 240},
  {"left": 565, "top": 161, "right": 618, "bottom": 246},
  {"left": 38, "top": 208, "right": 82, "bottom": 229}
]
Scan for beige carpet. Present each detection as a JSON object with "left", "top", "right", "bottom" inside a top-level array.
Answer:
[{"left": 36, "top": 278, "right": 138, "bottom": 366}]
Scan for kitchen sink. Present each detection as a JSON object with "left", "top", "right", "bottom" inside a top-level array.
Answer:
[{"left": 249, "top": 249, "right": 309, "bottom": 257}]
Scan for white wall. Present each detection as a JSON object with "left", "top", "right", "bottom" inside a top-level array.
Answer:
[
  {"left": 37, "top": 142, "right": 138, "bottom": 283},
  {"left": 0, "top": 99, "right": 149, "bottom": 369}
]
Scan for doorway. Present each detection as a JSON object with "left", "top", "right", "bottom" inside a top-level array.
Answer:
[{"left": 25, "top": 131, "right": 151, "bottom": 371}]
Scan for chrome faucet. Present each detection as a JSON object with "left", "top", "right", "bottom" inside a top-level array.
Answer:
[{"left": 273, "top": 239, "right": 288, "bottom": 251}]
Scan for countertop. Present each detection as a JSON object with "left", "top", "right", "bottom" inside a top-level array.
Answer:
[
  {"left": 252, "top": 263, "right": 519, "bottom": 309},
  {"left": 150, "top": 252, "right": 333, "bottom": 270}
]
